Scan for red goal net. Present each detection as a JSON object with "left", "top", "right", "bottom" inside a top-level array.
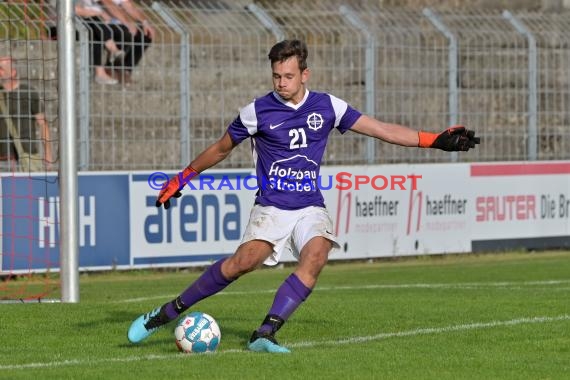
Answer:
[{"left": 0, "top": 0, "right": 60, "bottom": 301}]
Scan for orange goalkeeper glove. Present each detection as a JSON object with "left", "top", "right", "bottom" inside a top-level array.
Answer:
[
  {"left": 418, "top": 125, "right": 480, "bottom": 152},
  {"left": 156, "top": 166, "right": 198, "bottom": 209}
]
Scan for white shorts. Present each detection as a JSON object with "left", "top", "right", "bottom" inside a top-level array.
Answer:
[{"left": 240, "top": 204, "right": 340, "bottom": 266}]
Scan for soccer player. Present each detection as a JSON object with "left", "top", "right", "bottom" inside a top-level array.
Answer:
[{"left": 127, "top": 39, "right": 480, "bottom": 353}]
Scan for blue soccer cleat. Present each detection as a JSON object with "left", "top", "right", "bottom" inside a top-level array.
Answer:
[
  {"left": 127, "top": 307, "right": 167, "bottom": 344},
  {"left": 247, "top": 331, "right": 291, "bottom": 353}
]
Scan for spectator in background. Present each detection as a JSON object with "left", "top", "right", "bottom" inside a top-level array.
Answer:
[
  {"left": 0, "top": 57, "right": 53, "bottom": 170},
  {"left": 99, "top": 0, "right": 155, "bottom": 84},
  {"left": 75, "top": 0, "right": 125, "bottom": 85}
]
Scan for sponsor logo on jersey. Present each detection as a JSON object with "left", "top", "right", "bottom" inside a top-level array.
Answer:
[{"left": 266, "top": 154, "right": 319, "bottom": 192}]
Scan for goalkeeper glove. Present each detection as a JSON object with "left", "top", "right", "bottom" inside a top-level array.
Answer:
[
  {"left": 156, "top": 166, "right": 198, "bottom": 209},
  {"left": 418, "top": 125, "right": 480, "bottom": 152}
]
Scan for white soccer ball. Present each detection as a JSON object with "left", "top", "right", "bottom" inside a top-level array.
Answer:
[{"left": 174, "top": 311, "right": 221, "bottom": 353}]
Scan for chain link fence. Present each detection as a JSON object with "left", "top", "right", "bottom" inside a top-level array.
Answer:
[{"left": 2, "top": 1, "right": 570, "bottom": 170}]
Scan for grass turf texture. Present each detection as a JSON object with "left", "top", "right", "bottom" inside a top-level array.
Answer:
[{"left": 1, "top": 251, "right": 569, "bottom": 379}]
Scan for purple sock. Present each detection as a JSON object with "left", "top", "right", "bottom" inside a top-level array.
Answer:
[
  {"left": 258, "top": 273, "right": 312, "bottom": 334},
  {"left": 163, "top": 258, "right": 232, "bottom": 320}
]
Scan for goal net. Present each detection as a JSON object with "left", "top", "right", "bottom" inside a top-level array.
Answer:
[{"left": 0, "top": 0, "right": 60, "bottom": 302}]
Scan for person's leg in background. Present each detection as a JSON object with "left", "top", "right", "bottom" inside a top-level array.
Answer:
[
  {"left": 84, "top": 17, "right": 118, "bottom": 85},
  {"left": 118, "top": 27, "right": 152, "bottom": 84},
  {"left": 104, "top": 23, "right": 133, "bottom": 84}
]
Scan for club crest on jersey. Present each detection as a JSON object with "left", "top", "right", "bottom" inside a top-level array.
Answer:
[{"left": 306, "top": 112, "right": 323, "bottom": 131}]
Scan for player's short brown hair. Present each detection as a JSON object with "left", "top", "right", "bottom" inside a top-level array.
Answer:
[{"left": 268, "top": 40, "right": 308, "bottom": 72}]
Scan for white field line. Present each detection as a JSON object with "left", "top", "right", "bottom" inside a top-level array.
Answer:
[
  {"left": 289, "top": 314, "right": 570, "bottom": 348},
  {"left": 1, "top": 314, "right": 569, "bottom": 371},
  {"left": 115, "top": 279, "right": 570, "bottom": 304}
]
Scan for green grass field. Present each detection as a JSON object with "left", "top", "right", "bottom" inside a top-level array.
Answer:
[{"left": 1, "top": 251, "right": 569, "bottom": 380}]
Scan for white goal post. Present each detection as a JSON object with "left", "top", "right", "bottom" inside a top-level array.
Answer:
[{"left": 57, "top": 0, "right": 79, "bottom": 303}]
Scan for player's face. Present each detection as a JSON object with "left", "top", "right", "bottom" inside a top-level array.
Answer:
[{"left": 271, "top": 57, "right": 309, "bottom": 105}]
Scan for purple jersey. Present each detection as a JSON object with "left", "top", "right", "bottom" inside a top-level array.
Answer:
[{"left": 227, "top": 90, "right": 362, "bottom": 210}]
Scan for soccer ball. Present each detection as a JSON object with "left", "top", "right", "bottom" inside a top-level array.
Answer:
[{"left": 174, "top": 311, "right": 221, "bottom": 353}]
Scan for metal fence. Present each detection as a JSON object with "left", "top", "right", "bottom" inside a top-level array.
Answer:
[{"left": 2, "top": 1, "right": 570, "bottom": 170}]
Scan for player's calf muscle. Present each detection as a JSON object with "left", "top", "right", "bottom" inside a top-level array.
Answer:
[
  {"left": 223, "top": 242, "right": 272, "bottom": 278},
  {"left": 297, "top": 247, "right": 331, "bottom": 286}
]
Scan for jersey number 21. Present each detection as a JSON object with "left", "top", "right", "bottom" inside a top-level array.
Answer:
[{"left": 289, "top": 128, "right": 307, "bottom": 149}]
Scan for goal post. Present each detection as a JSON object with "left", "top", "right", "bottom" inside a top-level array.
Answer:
[{"left": 57, "top": 0, "right": 79, "bottom": 303}]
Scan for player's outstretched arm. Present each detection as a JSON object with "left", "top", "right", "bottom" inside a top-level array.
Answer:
[
  {"left": 156, "top": 132, "right": 237, "bottom": 209},
  {"left": 349, "top": 115, "right": 480, "bottom": 152}
]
